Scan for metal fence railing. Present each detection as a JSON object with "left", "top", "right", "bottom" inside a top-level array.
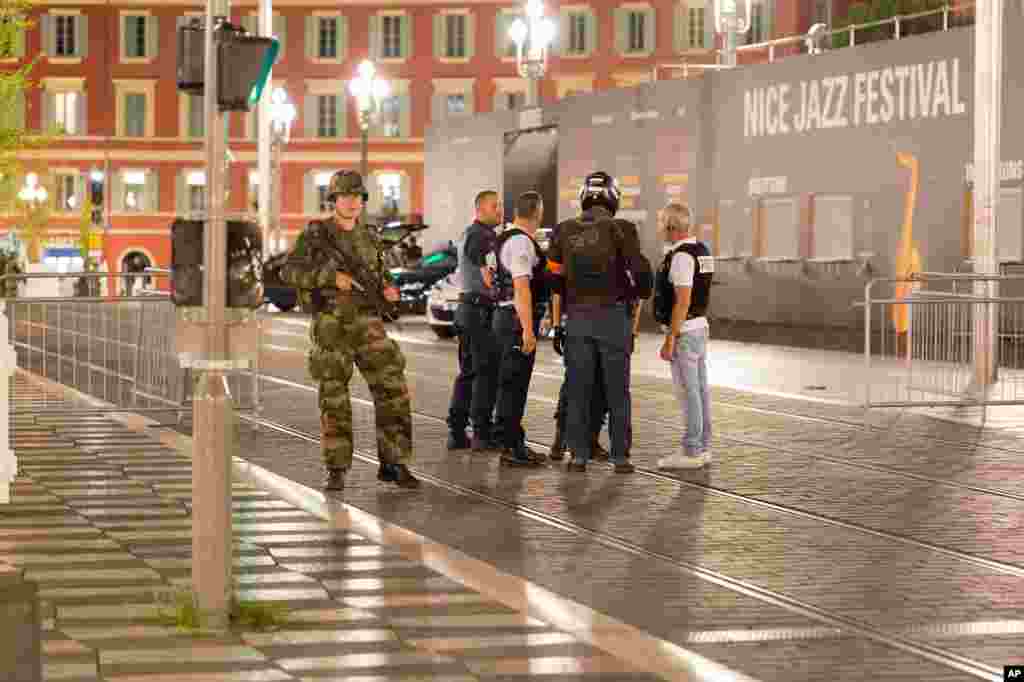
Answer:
[
  {"left": 860, "top": 274, "right": 1024, "bottom": 419},
  {"left": 5, "top": 272, "right": 261, "bottom": 417}
]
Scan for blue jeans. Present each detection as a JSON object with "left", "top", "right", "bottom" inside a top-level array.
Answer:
[{"left": 670, "top": 328, "right": 712, "bottom": 456}]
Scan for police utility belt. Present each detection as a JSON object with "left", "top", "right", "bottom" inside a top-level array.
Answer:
[{"left": 458, "top": 292, "right": 495, "bottom": 307}]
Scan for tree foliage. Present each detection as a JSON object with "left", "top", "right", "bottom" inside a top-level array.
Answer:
[
  {"left": 831, "top": 0, "right": 957, "bottom": 48},
  {"left": 0, "top": 0, "right": 40, "bottom": 186}
]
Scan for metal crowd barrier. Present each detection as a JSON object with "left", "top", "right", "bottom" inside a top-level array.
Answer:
[
  {"left": 860, "top": 273, "right": 1024, "bottom": 418},
  {"left": 3, "top": 272, "right": 261, "bottom": 417}
]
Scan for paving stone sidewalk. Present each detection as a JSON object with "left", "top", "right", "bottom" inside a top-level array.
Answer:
[{"left": 3, "top": 376, "right": 662, "bottom": 682}]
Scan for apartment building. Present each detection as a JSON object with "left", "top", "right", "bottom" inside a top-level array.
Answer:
[{"left": 0, "top": 0, "right": 819, "bottom": 274}]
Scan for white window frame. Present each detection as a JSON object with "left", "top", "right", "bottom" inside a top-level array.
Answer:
[
  {"left": 749, "top": 0, "right": 767, "bottom": 43},
  {"left": 498, "top": 9, "right": 523, "bottom": 62},
  {"left": 369, "top": 170, "right": 410, "bottom": 218},
  {"left": 118, "top": 169, "right": 154, "bottom": 213},
  {"left": 184, "top": 169, "right": 207, "bottom": 216},
  {"left": 120, "top": 11, "right": 153, "bottom": 63},
  {"left": 53, "top": 11, "right": 78, "bottom": 58},
  {"left": 626, "top": 9, "right": 647, "bottom": 52},
  {"left": 688, "top": 5, "right": 707, "bottom": 49},
  {"left": 311, "top": 169, "right": 336, "bottom": 214},
  {"left": 53, "top": 91, "right": 80, "bottom": 135},
  {"left": 443, "top": 11, "right": 467, "bottom": 59},
  {"left": 316, "top": 94, "right": 340, "bottom": 138},
  {"left": 370, "top": 78, "right": 409, "bottom": 139},
  {"left": 313, "top": 11, "right": 342, "bottom": 64},
  {"left": 114, "top": 80, "right": 156, "bottom": 139}
]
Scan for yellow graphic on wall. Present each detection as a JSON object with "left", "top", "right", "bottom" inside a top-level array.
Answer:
[{"left": 892, "top": 151, "right": 923, "bottom": 335}]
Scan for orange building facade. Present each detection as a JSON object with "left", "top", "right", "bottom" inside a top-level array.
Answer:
[{"left": 0, "top": 0, "right": 818, "bottom": 277}]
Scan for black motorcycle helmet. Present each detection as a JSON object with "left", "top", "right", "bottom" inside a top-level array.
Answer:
[{"left": 578, "top": 171, "right": 621, "bottom": 216}]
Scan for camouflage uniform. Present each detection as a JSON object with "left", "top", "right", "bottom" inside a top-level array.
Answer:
[{"left": 281, "top": 173, "right": 414, "bottom": 478}]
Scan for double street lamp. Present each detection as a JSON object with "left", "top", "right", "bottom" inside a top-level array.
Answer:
[
  {"left": 509, "top": 0, "right": 556, "bottom": 107},
  {"left": 348, "top": 60, "right": 391, "bottom": 182},
  {"left": 713, "top": 0, "right": 754, "bottom": 67},
  {"left": 18, "top": 173, "right": 47, "bottom": 206}
]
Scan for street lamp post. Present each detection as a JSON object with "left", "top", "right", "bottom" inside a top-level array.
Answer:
[
  {"left": 18, "top": 173, "right": 48, "bottom": 263},
  {"left": 348, "top": 60, "right": 390, "bottom": 183},
  {"left": 509, "top": 0, "right": 556, "bottom": 108},
  {"left": 268, "top": 87, "right": 295, "bottom": 254},
  {"left": 713, "top": 0, "right": 753, "bottom": 67}
]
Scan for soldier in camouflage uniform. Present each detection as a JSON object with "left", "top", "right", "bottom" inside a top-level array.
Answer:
[{"left": 281, "top": 170, "right": 420, "bottom": 492}]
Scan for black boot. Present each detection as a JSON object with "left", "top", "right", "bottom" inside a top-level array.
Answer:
[
  {"left": 472, "top": 430, "right": 500, "bottom": 452},
  {"left": 549, "top": 428, "right": 566, "bottom": 461},
  {"left": 447, "top": 431, "right": 471, "bottom": 451},
  {"left": 378, "top": 462, "right": 421, "bottom": 489},
  {"left": 500, "top": 443, "right": 545, "bottom": 467},
  {"left": 324, "top": 467, "right": 346, "bottom": 492}
]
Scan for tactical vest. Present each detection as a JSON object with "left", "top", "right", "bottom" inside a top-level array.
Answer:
[
  {"left": 653, "top": 241, "right": 714, "bottom": 326},
  {"left": 494, "top": 228, "right": 549, "bottom": 309},
  {"left": 456, "top": 221, "right": 497, "bottom": 296}
]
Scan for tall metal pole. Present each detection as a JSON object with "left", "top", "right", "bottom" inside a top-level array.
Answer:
[
  {"left": 972, "top": 0, "right": 1004, "bottom": 393},
  {"left": 257, "top": 0, "right": 272, "bottom": 259},
  {"left": 360, "top": 113, "right": 369, "bottom": 182},
  {"left": 271, "top": 138, "right": 282, "bottom": 252},
  {"left": 193, "top": 0, "right": 235, "bottom": 630},
  {"left": 526, "top": 77, "right": 539, "bottom": 107}
]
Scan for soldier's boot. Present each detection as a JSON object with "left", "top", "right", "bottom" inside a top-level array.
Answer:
[
  {"left": 324, "top": 467, "right": 346, "bottom": 492},
  {"left": 378, "top": 462, "right": 421, "bottom": 489}
]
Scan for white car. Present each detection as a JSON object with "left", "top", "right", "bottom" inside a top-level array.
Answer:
[{"left": 426, "top": 272, "right": 460, "bottom": 339}]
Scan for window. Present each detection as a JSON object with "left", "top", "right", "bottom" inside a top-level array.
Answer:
[
  {"left": 123, "top": 172, "right": 146, "bottom": 212},
  {"left": 750, "top": 1, "right": 766, "bottom": 43},
  {"left": 124, "top": 15, "right": 146, "bottom": 58},
  {"left": 55, "top": 15, "right": 76, "bottom": 56},
  {"left": 568, "top": 13, "right": 586, "bottom": 54},
  {"left": 124, "top": 93, "right": 146, "bottom": 137},
  {"left": 688, "top": 7, "right": 705, "bottom": 48},
  {"left": 628, "top": 11, "right": 646, "bottom": 52},
  {"left": 813, "top": 0, "right": 831, "bottom": 26},
  {"left": 445, "top": 14, "right": 466, "bottom": 57},
  {"left": 318, "top": 17, "right": 337, "bottom": 58},
  {"left": 53, "top": 92, "right": 80, "bottom": 134},
  {"left": 446, "top": 94, "right": 466, "bottom": 116},
  {"left": 55, "top": 173, "right": 80, "bottom": 211},
  {"left": 317, "top": 95, "right": 338, "bottom": 137},
  {"left": 370, "top": 172, "right": 407, "bottom": 217},
  {"left": 381, "top": 15, "right": 402, "bottom": 58},
  {"left": 186, "top": 171, "right": 207, "bottom": 214},
  {"left": 378, "top": 96, "right": 400, "bottom": 138},
  {"left": 313, "top": 171, "right": 334, "bottom": 213}
]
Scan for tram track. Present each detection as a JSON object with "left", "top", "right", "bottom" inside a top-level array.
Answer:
[{"left": 236, "top": 406, "right": 1003, "bottom": 682}]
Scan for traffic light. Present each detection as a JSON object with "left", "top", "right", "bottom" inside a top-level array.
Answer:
[
  {"left": 176, "top": 20, "right": 279, "bottom": 112},
  {"left": 171, "top": 219, "right": 264, "bottom": 308},
  {"left": 218, "top": 31, "right": 279, "bottom": 111}
]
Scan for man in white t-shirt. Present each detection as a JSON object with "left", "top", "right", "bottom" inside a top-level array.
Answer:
[{"left": 656, "top": 203, "right": 714, "bottom": 469}]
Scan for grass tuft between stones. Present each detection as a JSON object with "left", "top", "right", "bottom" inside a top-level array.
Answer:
[{"left": 154, "top": 585, "right": 289, "bottom": 634}]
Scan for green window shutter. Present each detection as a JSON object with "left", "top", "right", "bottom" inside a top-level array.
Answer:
[
  {"left": 304, "top": 15, "right": 315, "bottom": 59},
  {"left": 147, "top": 16, "right": 158, "bottom": 58},
  {"left": 368, "top": 15, "right": 380, "bottom": 60},
  {"left": 334, "top": 94, "right": 346, "bottom": 137},
  {"left": 645, "top": 8, "right": 656, "bottom": 55},
  {"left": 42, "top": 15, "right": 54, "bottom": 57},
  {"left": 175, "top": 172, "right": 186, "bottom": 215},
  {"left": 121, "top": 15, "right": 129, "bottom": 58},
  {"left": 12, "top": 18, "right": 25, "bottom": 57},
  {"left": 557, "top": 13, "right": 569, "bottom": 56},
  {"left": 303, "top": 173, "right": 316, "bottom": 214},
  {"left": 76, "top": 93, "right": 87, "bottom": 135},
  {"left": 76, "top": 16, "right": 88, "bottom": 58},
  {"left": 337, "top": 15, "right": 347, "bottom": 60},
  {"left": 303, "top": 95, "right": 316, "bottom": 137},
  {"left": 675, "top": 3, "right": 687, "bottom": 51},
  {"left": 465, "top": 13, "right": 475, "bottom": 58},
  {"left": 145, "top": 170, "right": 159, "bottom": 212},
  {"left": 111, "top": 172, "right": 124, "bottom": 211},
  {"left": 494, "top": 13, "right": 506, "bottom": 58},
  {"left": 432, "top": 14, "right": 444, "bottom": 58},
  {"left": 764, "top": 0, "right": 774, "bottom": 41},
  {"left": 43, "top": 92, "right": 54, "bottom": 131},
  {"left": 614, "top": 9, "right": 627, "bottom": 55},
  {"left": 399, "top": 93, "right": 410, "bottom": 138},
  {"left": 585, "top": 11, "right": 597, "bottom": 55},
  {"left": 400, "top": 15, "right": 411, "bottom": 59},
  {"left": 704, "top": 1, "right": 714, "bottom": 49}
]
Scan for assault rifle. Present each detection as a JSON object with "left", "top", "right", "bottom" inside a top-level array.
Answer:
[{"left": 307, "top": 220, "right": 401, "bottom": 324}]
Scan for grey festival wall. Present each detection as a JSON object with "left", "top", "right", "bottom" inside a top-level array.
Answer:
[{"left": 424, "top": 9, "right": 1024, "bottom": 332}]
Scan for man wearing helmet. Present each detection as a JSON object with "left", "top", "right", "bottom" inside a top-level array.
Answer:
[
  {"left": 281, "top": 170, "right": 420, "bottom": 493},
  {"left": 546, "top": 171, "right": 653, "bottom": 473}
]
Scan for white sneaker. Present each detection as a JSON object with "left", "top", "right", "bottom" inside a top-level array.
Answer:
[{"left": 658, "top": 452, "right": 708, "bottom": 469}]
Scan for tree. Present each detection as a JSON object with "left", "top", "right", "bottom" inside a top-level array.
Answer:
[
  {"left": 831, "top": 0, "right": 953, "bottom": 49},
  {"left": 0, "top": 0, "right": 40, "bottom": 185}
]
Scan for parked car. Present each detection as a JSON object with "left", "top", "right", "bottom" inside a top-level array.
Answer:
[{"left": 389, "top": 241, "right": 457, "bottom": 316}]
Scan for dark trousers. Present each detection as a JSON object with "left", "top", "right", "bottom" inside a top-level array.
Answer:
[
  {"left": 555, "top": 364, "right": 606, "bottom": 444},
  {"left": 564, "top": 307, "right": 632, "bottom": 464},
  {"left": 493, "top": 306, "right": 540, "bottom": 450},
  {"left": 447, "top": 302, "right": 499, "bottom": 434}
]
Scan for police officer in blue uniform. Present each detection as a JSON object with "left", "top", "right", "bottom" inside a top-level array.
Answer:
[
  {"left": 447, "top": 190, "right": 503, "bottom": 452},
  {"left": 492, "top": 191, "right": 549, "bottom": 467}
]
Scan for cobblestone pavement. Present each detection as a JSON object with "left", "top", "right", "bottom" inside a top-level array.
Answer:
[
  {"left": 4, "top": 376, "right": 666, "bottom": 682},
  {"left": 12, "top": 308, "right": 1024, "bottom": 681}
]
